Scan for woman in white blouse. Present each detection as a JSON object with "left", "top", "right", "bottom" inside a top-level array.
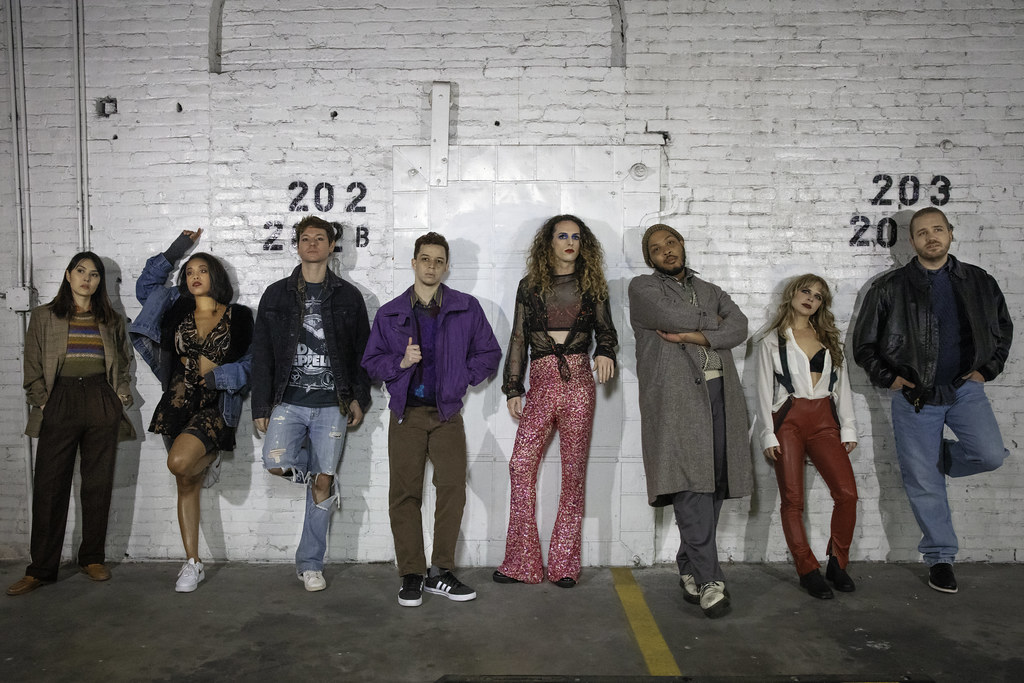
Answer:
[{"left": 755, "top": 274, "right": 858, "bottom": 600}]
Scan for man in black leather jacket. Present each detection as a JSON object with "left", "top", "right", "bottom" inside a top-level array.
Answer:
[{"left": 853, "top": 207, "right": 1012, "bottom": 595}]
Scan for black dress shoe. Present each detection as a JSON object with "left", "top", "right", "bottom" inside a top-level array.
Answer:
[
  {"left": 553, "top": 577, "right": 577, "bottom": 588},
  {"left": 928, "top": 563, "right": 958, "bottom": 593},
  {"left": 799, "top": 569, "right": 834, "bottom": 599},
  {"left": 492, "top": 570, "right": 521, "bottom": 584},
  {"left": 825, "top": 556, "right": 856, "bottom": 592}
]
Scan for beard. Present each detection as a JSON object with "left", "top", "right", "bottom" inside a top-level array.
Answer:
[{"left": 653, "top": 251, "right": 686, "bottom": 277}]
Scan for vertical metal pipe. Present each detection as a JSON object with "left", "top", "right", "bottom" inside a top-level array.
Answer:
[
  {"left": 72, "top": 0, "right": 89, "bottom": 250},
  {"left": 5, "top": 0, "right": 35, "bottom": 535}
]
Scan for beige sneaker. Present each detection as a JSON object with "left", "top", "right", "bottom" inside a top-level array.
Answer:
[
  {"left": 679, "top": 573, "right": 699, "bottom": 604},
  {"left": 300, "top": 570, "right": 327, "bottom": 592},
  {"left": 698, "top": 581, "right": 730, "bottom": 618}
]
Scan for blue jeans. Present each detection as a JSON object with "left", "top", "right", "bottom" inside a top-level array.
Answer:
[
  {"left": 891, "top": 381, "right": 1008, "bottom": 565},
  {"left": 262, "top": 403, "right": 348, "bottom": 575}
]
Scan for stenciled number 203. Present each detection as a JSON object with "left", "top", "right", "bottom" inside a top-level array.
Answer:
[{"left": 850, "top": 174, "right": 951, "bottom": 247}]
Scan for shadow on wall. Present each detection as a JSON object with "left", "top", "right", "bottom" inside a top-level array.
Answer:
[
  {"left": 739, "top": 277, "right": 787, "bottom": 567},
  {"left": 81, "top": 257, "right": 144, "bottom": 566},
  {"left": 846, "top": 209, "right": 919, "bottom": 563},
  {"left": 448, "top": 236, "right": 512, "bottom": 567},
  {"left": 329, "top": 255, "right": 380, "bottom": 564},
  {"left": 604, "top": 273, "right": 638, "bottom": 565}
]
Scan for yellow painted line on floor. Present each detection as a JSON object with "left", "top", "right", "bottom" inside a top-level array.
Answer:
[{"left": 610, "top": 567, "right": 682, "bottom": 676}]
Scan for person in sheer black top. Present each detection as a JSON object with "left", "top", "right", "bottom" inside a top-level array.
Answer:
[{"left": 493, "top": 214, "right": 617, "bottom": 587}]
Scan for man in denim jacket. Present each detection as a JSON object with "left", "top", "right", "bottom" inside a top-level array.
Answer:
[
  {"left": 362, "top": 232, "right": 500, "bottom": 607},
  {"left": 251, "top": 216, "right": 371, "bottom": 592}
]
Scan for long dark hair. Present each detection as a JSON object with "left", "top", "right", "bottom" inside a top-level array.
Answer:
[
  {"left": 175, "top": 253, "right": 234, "bottom": 304},
  {"left": 51, "top": 251, "right": 117, "bottom": 324},
  {"left": 524, "top": 214, "right": 608, "bottom": 301}
]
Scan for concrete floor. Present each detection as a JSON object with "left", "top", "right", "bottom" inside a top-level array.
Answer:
[{"left": 2, "top": 561, "right": 1022, "bottom": 682}]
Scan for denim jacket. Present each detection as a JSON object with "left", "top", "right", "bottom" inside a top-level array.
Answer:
[
  {"left": 129, "top": 246, "right": 253, "bottom": 428},
  {"left": 250, "top": 265, "right": 371, "bottom": 420}
]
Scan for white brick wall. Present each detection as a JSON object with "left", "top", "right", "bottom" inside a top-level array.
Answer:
[{"left": 0, "top": 0, "right": 1020, "bottom": 568}]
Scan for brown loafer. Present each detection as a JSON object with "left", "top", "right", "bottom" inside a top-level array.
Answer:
[
  {"left": 80, "top": 564, "right": 111, "bottom": 582},
  {"left": 7, "top": 575, "right": 44, "bottom": 596}
]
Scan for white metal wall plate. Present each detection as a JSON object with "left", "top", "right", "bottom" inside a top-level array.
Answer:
[{"left": 392, "top": 144, "right": 662, "bottom": 568}]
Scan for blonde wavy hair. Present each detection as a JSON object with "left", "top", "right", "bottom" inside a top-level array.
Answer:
[
  {"left": 766, "top": 273, "right": 844, "bottom": 369},
  {"left": 524, "top": 214, "right": 608, "bottom": 301}
]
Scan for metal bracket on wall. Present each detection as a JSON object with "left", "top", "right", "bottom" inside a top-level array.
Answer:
[{"left": 429, "top": 82, "right": 451, "bottom": 187}]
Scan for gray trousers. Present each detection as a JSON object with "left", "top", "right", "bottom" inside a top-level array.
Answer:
[{"left": 673, "top": 376, "right": 728, "bottom": 586}]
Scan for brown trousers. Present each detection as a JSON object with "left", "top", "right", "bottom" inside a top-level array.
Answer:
[
  {"left": 28, "top": 375, "right": 122, "bottom": 581},
  {"left": 388, "top": 406, "right": 467, "bottom": 576}
]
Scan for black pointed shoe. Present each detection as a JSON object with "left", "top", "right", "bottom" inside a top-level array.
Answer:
[
  {"left": 825, "top": 556, "right": 856, "bottom": 592},
  {"left": 799, "top": 569, "right": 834, "bottom": 600},
  {"left": 492, "top": 569, "right": 521, "bottom": 584}
]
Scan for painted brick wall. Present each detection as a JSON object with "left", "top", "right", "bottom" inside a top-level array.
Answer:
[
  {"left": 624, "top": 0, "right": 1024, "bottom": 564},
  {"left": 0, "top": 0, "right": 1020, "bottom": 569},
  {"left": 219, "top": 0, "right": 617, "bottom": 71}
]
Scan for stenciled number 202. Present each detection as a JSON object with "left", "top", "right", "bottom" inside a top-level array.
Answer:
[{"left": 263, "top": 180, "right": 369, "bottom": 251}]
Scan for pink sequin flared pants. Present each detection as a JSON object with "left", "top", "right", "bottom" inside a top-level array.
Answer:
[{"left": 499, "top": 353, "right": 595, "bottom": 584}]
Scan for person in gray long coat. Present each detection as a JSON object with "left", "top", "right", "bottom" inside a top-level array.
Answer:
[{"left": 628, "top": 224, "right": 752, "bottom": 619}]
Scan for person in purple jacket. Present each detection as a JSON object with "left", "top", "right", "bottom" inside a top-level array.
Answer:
[{"left": 362, "top": 232, "right": 501, "bottom": 608}]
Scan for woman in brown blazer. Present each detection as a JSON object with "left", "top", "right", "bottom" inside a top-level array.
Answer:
[{"left": 7, "top": 252, "right": 135, "bottom": 596}]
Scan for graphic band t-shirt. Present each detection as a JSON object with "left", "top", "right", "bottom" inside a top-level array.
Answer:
[{"left": 282, "top": 281, "right": 337, "bottom": 407}]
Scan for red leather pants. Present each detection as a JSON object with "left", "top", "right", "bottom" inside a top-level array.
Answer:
[{"left": 773, "top": 397, "right": 858, "bottom": 576}]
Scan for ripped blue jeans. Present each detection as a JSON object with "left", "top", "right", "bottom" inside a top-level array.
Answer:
[{"left": 262, "top": 403, "right": 348, "bottom": 575}]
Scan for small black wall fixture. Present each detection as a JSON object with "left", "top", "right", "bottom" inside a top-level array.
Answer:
[{"left": 96, "top": 96, "right": 117, "bottom": 117}]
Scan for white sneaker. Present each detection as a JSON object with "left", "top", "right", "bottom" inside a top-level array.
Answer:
[
  {"left": 300, "top": 570, "right": 326, "bottom": 592},
  {"left": 698, "top": 581, "right": 730, "bottom": 618},
  {"left": 679, "top": 573, "right": 699, "bottom": 604},
  {"left": 202, "top": 453, "right": 222, "bottom": 489},
  {"left": 175, "top": 558, "right": 205, "bottom": 593}
]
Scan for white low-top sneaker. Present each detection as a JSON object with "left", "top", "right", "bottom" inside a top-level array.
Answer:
[
  {"left": 698, "top": 580, "right": 730, "bottom": 618},
  {"left": 175, "top": 558, "right": 205, "bottom": 593},
  {"left": 679, "top": 573, "right": 699, "bottom": 604},
  {"left": 300, "top": 570, "right": 327, "bottom": 592}
]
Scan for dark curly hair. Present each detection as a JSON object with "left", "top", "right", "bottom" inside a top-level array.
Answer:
[
  {"left": 414, "top": 232, "right": 449, "bottom": 261},
  {"left": 524, "top": 214, "right": 608, "bottom": 302}
]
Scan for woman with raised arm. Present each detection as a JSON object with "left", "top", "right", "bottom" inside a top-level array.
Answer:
[
  {"left": 494, "top": 214, "right": 617, "bottom": 587},
  {"left": 130, "top": 229, "right": 252, "bottom": 593},
  {"left": 7, "top": 253, "right": 135, "bottom": 596},
  {"left": 755, "top": 274, "right": 859, "bottom": 600}
]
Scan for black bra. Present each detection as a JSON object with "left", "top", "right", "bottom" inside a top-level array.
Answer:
[{"left": 808, "top": 347, "right": 826, "bottom": 374}]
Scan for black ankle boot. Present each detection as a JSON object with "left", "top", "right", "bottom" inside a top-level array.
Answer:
[
  {"left": 826, "top": 556, "right": 856, "bottom": 592},
  {"left": 799, "top": 569, "right": 834, "bottom": 599}
]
